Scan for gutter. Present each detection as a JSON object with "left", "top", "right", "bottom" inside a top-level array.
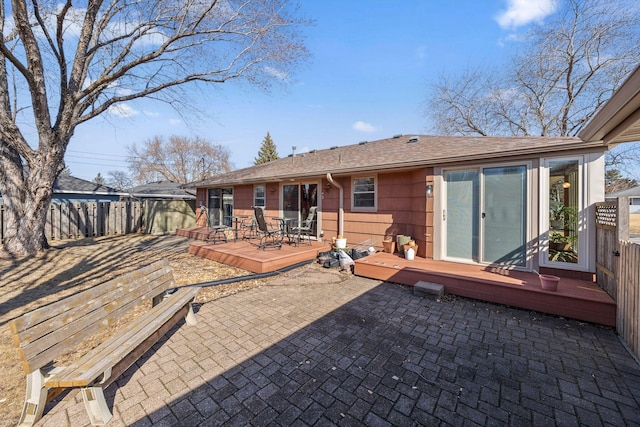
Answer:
[{"left": 326, "top": 173, "right": 344, "bottom": 236}]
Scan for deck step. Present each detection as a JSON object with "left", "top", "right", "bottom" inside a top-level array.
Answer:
[{"left": 414, "top": 281, "right": 445, "bottom": 298}]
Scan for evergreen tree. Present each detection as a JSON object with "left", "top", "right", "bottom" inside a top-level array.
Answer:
[
  {"left": 93, "top": 172, "right": 105, "bottom": 185},
  {"left": 254, "top": 132, "right": 279, "bottom": 164}
]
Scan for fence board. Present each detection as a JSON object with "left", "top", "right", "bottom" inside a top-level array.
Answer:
[
  {"left": 618, "top": 241, "right": 640, "bottom": 358},
  {"left": 0, "top": 201, "right": 143, "bottom": 243}
]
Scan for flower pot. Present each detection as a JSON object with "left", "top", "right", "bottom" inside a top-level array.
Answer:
[
  {"left": 403, "top": 243, "right": 418, "bottom": 256},
  {"left": 382, "top": 240, "right": 396, "bottom": 253},
  {"left": 539, "top": 274, "right": 560, "bottom": 291},
  {"left": 335, "top": 238, "right": 347, "bottom": 249},
  {"left": 405, "top": 247, "right": 415, "bottom": 260}
]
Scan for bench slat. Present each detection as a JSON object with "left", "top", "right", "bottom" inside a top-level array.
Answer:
[
  {"left": 46, "top": 287, "right": 199, "bottom": 388},
  {"left": 11, "top": 262, "right": 173, "bottom": 335},
  {"left": 10, "top": 262, "right": 175, "bottom": 373},
  {"left": 17, "top": 276, "right": 175, "bottom": 374}
]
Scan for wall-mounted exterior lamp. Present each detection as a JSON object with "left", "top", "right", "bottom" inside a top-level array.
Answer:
[
  {"left": 426, "top": 184, "right": 433, "bottom": 198},
  {"left": 325, "top": 183, "right": 332, "bottom": 190},
  {"left": 270, "top": 186, "right": 277, "bottom": 192}
]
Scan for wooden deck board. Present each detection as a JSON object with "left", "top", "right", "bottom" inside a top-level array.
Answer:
[
  {"left": 186, "top": 236, "right": 330, "bottom": 273},
  {"left": 353, "top": 253, "right": 616, "bottom": 326}
]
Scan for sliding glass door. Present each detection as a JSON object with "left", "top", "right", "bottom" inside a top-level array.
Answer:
[
  {"left": 207, "top": 188, "right": 233, "bottom": 226},
  {"left": 445, "top": 165, "right": 527, "bottom": 267},
  {"left": 282, "top": 183, "right": 318, "bottom": 235}
]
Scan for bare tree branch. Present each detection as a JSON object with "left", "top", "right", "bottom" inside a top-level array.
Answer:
[{"left": 0, "top": 0, "right": 310, "bottom": 256}]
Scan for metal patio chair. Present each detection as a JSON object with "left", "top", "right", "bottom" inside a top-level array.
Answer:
[
  {"left": 290, "top": 206, "right": 317, "bottom": 245},
  {"left": 253, "top": 206, "right": 283, "bottom": 250}
]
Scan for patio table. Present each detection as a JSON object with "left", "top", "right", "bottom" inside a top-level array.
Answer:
[{"left": 226, "top": 215, "right": 249, "bottom": 242}]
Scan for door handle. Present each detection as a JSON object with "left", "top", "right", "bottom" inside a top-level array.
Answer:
[
  {"left": 482, "top": 212, "right": 486, "bottom": 219},
  {"left": 443, "top": 209, "right": 446, "bottom": 221}
]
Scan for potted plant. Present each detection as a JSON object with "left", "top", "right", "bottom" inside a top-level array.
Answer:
[
  {"left": 549, "top": 203, "right": 578, "bottom": 231},
  {"left": 549, "top": 231, "right": 575, "bottom": 251}
]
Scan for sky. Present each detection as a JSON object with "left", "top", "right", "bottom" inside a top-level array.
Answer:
[{"left": 66, "top": 0, "right": 560, "bottom": 182}]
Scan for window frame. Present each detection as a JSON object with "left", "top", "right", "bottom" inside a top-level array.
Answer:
[
  {"left": 351, "top": 175, "right": 378, "bottom": 212},
  {"left": 253, "top": 184, "right": 266, "bottom": 207}
]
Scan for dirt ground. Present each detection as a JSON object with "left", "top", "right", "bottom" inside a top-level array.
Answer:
[{"left": 0, "top": 234, "right": 323, "bottom": 427}]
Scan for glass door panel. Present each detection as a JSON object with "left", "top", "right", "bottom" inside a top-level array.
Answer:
[
  {"left": 482, "top": 166, "right": 526, "bottom": 266},
  {"left": 445, "top": 170, "right": 480, "bottom": 261},
  {"left": 283, "top": 184, "right": 299, "bottom": 222},
  {"left": 548, "top": 160, "right": 579, "bottom": 264},
  {"left": 207, "top": 188, "right": 233, "bottom": 226}
]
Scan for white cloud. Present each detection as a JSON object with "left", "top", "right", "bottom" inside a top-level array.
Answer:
[
  {"left": 107, "top": 103, "right": 139, "bottom": 118},
  {"left": 264, "top": 66, "right": 289, "bottom": 81},
  {"left": 352, "top": 121, "right": 377, "bottom": 133},
  {"left": 169, "top": 118, "right": 183, "bottom": 126},
  {"left": 143, "top": 110, "right": 160, "bottom": 117},
  {"left": 495, "top": 0, "right": 557, "bottom": 29}
]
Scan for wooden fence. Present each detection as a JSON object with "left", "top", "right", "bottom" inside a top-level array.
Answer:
[
  {"left": 1, "top": 201, "right": 144, "bottom": 243},
  {"left": 595, "top": 197, "right": 639, "bottom": 359},
  {"left": 618, "top": 241, "right": 640, "bottom": 358}
]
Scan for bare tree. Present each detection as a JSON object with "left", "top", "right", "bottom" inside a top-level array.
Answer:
[
  {"left": 426, "top": 0, "right": 640, "bottom": 138},
  {"left": 107, "top": 170, "right": 133, "bottom": 191},
  {"left": 0, "top": 0, "right": 310, "bottom": 257},
  {"left": 128, "top": 135, "right": 232, "bottom": 184}
]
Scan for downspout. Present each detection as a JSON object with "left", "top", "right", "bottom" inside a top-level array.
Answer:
[{"left": 326, "top": 173, "right": 344, "bottom": 236}]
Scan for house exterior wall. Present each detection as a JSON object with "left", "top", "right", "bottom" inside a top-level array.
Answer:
[{"left": 319, "top": 169, "right": 434, "bottom": 257}]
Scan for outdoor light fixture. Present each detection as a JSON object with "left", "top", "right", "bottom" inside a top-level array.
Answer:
[
  {"left": 426, "top": 184, "right": 433, "bottom": 198},
  {"left": 562, "top": 181, "right": 571, "bottom": 189},
  {"left": 325, "top": 183, "right": 332, "bottom": 190}
]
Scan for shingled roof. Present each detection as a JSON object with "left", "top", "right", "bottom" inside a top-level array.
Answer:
[
  {"left": 189, "top": 134, "right": 593, "bottom": 187},
  {"left": 54, "top": 175, "right": 122, "bottom": 195},
  {"left": 130, "top": 181, "right": 196, "bottom": 199}
]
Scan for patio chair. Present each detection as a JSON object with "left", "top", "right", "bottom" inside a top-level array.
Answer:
[
  {"left": 253, "top": 206, "right": 284, "bottom": 250},
  {"left": 241, "top": 216, "right": 260, "bottom": 240},
  {"left": 290, "top": 207, "right": 317, "bottom": 245}
]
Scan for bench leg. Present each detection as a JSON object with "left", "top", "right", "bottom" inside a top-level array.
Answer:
[
  {"left": 18, "top": 371, "right": 48, "bottom": 427},
  {"left": 185, "top": 302, "right": 198, "bottom": 326},
  {"left": 81, "top": 386, "right": 113, "bottom": 425}
]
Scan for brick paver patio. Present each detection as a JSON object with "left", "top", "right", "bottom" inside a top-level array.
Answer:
[{"left": 39, "top": 273, "right": 640, "bottom": 426}]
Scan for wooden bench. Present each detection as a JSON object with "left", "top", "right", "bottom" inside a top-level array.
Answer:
[{"left": 9, "top": 260, "right": 200, "bottom": 426}]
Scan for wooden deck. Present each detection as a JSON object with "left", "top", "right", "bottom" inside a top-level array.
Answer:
[
  {"left": 179, "top": 227, "right": 331, "bottom": 273},
  {"left": 178, "top": 227, "right": 616, "bottom": 326},
  {"left": 354, "top": 253, "right": 616, "bottom": 326}
]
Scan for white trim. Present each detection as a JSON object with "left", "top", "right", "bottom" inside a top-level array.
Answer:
[
  {"left": 539, "top": 156, "right": 589, "bottom": 271},
  {"left": 253, "top": 184, "right": 266, "bottom": 207},
  {"left": 439, "top": 161, "right": 532, "bottom": 271}
]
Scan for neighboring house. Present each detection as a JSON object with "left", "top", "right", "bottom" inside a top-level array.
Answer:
[
  {"left": 53, "top": 175, "right": 126, "bottom": 202},
  {"left": 127, "top": 181, "right": 197, "bottom": 235},
  {"left": 188, "top": 64, "right": 640, "bottom": 279},
  {"left": 0, "top": 174, "right": 125, "bottom": 203},
  {"left": 606, "top": 186, "right": 640, "bottom": 214}
]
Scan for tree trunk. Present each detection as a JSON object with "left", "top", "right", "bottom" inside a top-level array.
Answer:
[{"left": 0, "top": 149, "right": 57, "bottom": 258}]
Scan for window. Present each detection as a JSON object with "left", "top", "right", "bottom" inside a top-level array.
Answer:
[
  {"left": 352, "top": 176, "right": 376, "bottom": 211},
  {"left": 254, "top": 185, "right": 265, "bottom": 207}
]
